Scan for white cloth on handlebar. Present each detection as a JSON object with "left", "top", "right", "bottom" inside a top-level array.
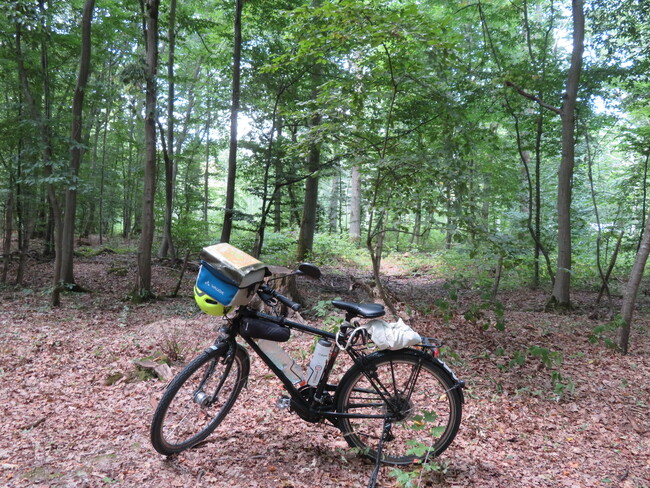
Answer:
[{"left": 362, "top": 318, "right": 421, "bottom": 350}]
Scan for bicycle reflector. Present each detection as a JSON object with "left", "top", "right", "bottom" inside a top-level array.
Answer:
[{"left": 194, "top": 286, "right": 233, "bottom": 316}]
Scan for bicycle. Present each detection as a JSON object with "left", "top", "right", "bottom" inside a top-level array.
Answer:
[{"left": 150, "top": 260, "right": 464, "bottom": 486}]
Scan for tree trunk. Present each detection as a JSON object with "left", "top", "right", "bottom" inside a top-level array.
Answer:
[
  {"left": 2, "top": 191, "right": 13, "bottom": 283},
  {"left": 296, "top": 89, "right": 322, "bottom": 256},
  {"left": 329, "top": 172, "right": 339, "bottom": 233},
  {"left": 618, "top": 212, "right": 650, "bottom": 353},
  {"left": 203, "top": 99, "right": 211, "bottom": 227},
  {"left": 411, "top": 200, "right": 422, "bottom": 247},
  {"left": 445, "top": 189, "right": 454, "bottom": 250},
  {"left": 253, "top": 85, "right": 287, "bottom": 258},
  {"left": 296, "top": 0, "right": 324, "bottom": 261},
  {"left": 534, "top": 108, "right": 544, "bottom": 287},
  {"left": 637, "top": 152, "right": 650, "bottom": 252},
  {"left": 16, "top": 215, "right": 34, "bottom": 286},
  {"left": 98, "top": 98, "right": 111, "bottom": 245},
  {"left": 481, "top": 176, "right": 490, "bottom": 234},
  {"left": 491, "top": 255, "right": 504, "bottom": 300},
  {"left": 367, "top": 212, "right": 397, "bottom": 317},
  {"left": 349, "top": 164, "right": 361, "bottom": 243},
  {"left": 220, "top": 0, "right": 243, "bottom": 244},
  {"left": 549, "top": 0, "right": 584, "bottom": 310},
  {"left": 15, "top": 8, "right": 63, "bottom": 305},
  {"left": 136, "top": 0, "right": 160, "bottom": 300},
  {"left": 14, "top": 136, "right": 26, "bottom": 285},
  {"left": 596, "top": 230, "right": 624, "bottom": 307},
  {"left": 296, "top": 137, "right": 321, "bottom": 260},
  {"left": 15, "top": 165, "right": 35, "bottom": 286},
  {"left": 273, "top": 120, "right": 284, "bottom": 233},
  {"left": 82, "top": 113, "right": 102, "bottom": 238},
  {"left": 287, "top": 185, "right": 301, "bottom": 228},
  {"left": 123, "top": 102, "right": 138, "bottom": 240},
  {"left": 60, "top": 0, "right": 95, "bottom": 288},
  {"left": 517, "top": 144, "right": 555, "bottom": 285},
  {"left": 159, "top": 0, "right": 177, "bottom": 259},
  {"left": 175, "top": 60, "right": 202, "bottom": 157}
]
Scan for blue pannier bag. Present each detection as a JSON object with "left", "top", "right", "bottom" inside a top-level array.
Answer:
[
  {"left": 195, "top": 243, "right": 269, "bottom": 307},
  {"left": 196, "top": 261, "right": 240, "bottom": 306}
]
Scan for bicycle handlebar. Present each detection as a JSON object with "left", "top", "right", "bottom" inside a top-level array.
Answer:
[{"left": 258, "top": 284, "right": 301, "bottom": 311}]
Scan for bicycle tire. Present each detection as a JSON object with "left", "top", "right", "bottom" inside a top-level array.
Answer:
[
  {"left": 150, "top": 343, "right": 249, "bottom": 455},
  {"left": 335, "top": 349, "right": 462, "bottom": 465}
]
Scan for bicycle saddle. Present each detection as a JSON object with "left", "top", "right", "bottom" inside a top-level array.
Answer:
[{"left": 331, "top": 300, "right": 386, "bottom": 318}]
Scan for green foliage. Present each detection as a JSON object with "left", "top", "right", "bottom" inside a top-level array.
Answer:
[
  {"left": 438, "top": 347, "right": 464, "bottom": 367},
  {"left": 528, "top": 345, "right": 564, "bottom": 369},
  {"left": 389, "top": 410, "right": 448, "bottom": 488},
  {"left": 388, "top": 409, "right": 450, "bottom": 487},
  {"left": 499, "top": 345, "right": 574, "bottom": 401},
  {"left": 309, "top": 298, "right": 343, "bottom": 330},
  {"left": 257, "top": 231, "right": 369, "bottom": 268},
  {"left": 464, "top": 299, "right": 506, "bottom": 332},
  {"left": 551, "top": 371, "right": 576, "bottom": 398},
  {"left": 389, "top": 459, "right": 449, "bottom": 487},
  {"left": 172, "top": 215, "right": 210, "bottom": 255},
  {"left": 310, "top": 233, "right": 369, "bottom": 267},
  {"left": 589, "top": 316, "right": 623, "bottom": 349},
  {"left": 503, "top": 345, "right": 563, "bottom": 370}
]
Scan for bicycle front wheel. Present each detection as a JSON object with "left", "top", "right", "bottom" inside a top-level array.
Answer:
[
  {"left": 150, "top": 343, "right": 249, "bottom": 455},
  {"left": 336, "top": 349, "right": 462, "bottom": 465}
]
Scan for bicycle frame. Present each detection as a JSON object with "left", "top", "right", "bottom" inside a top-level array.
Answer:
[{"left": 224, "top": 307, "right": 428, "bottom": 425}]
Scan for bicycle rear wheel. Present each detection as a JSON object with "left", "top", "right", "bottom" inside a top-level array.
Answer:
[
  {"left": 336, "top": 349, "right": 462, "bottom": 465},
  {"left": 150, "top": 343, "right": 249, "bottom": 455}
]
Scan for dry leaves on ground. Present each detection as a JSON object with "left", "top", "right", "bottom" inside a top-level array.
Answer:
[{"left": 1, "top": 255, "right": 649, "bottom": 487}]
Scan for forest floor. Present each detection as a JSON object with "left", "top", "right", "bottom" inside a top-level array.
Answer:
[{"left": 1, "top": 250, "right": 650, "bottom": 488}]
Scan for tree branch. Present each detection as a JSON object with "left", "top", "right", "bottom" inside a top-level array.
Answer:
[{"left": 505, "top": 80, "right": 562, "bottom": 115}]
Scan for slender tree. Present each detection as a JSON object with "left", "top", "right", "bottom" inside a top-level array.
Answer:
[
  {"left": 220, "top": 0, "right": 243, "bottom": 243},
  {"left": 618, "top": 207, "right": 650, "bottom": 353},
  {"left": 507, "top": 0, "right": 585, "bottom": 310},
  {"left": 159, "top": 0, "right": 177, "bottom": 259},
  {"left": 349, "top": 164, "right": 361, "bottom": 242},
  {"left": 296, "top": 0, "right": 323, "bottom": 261},
  {"left": 136, "top": 0, "right": 160, "bottom": 299},
  {"left": 14, "top": 1, "right": 63, "bottom": 306},
  {"left": 296, "top": 93, "right": 322, "bottom": 261},
  {"left": 60, "top": 0, "right": 96, "bottom": 291},
  {"left": 550, "top": 0, "right": 585, "bottom": 309},
  {"left": 2, "top": 191, "right": 13, "bottom": 283}
]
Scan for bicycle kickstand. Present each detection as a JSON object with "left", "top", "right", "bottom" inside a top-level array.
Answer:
[{"left": 367, "top": 419, "right": 392, "bottom": 488}]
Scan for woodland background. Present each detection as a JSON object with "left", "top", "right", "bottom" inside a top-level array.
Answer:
[
  {"left": 2, "top": 0, "right": 650, "bottom": 344},
  {"left": 1, "top": 0, "right": 650, "bottom": 486}
]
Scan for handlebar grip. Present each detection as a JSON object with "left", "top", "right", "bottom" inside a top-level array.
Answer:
[
  {"left": 276, "top": 293, "right": 301, "bottom": 311},
  {"left": 258, "top": 284, "right": 301, "bottom": 311}
]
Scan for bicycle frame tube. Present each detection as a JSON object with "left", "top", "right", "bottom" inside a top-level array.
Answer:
[
  {"left": 246, "top": 309, "right": 337, "bottom": 341},
  {"left": 238, "top": 311, "right": 391, "bottom": 422},
  {"left": 244, "top": 335, "right": 388, "bottom": 422},
  {"left": 241, "top": 335, "right": 306, "bottom": 400}
]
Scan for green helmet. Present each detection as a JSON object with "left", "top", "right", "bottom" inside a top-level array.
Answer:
[{"left": 194, "top": 286, "right": 233, "bottom": 316}]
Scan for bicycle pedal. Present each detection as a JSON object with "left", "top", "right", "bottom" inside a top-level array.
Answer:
[{"left": 275, "top": 395, "right": 291, "bottom": 409}]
